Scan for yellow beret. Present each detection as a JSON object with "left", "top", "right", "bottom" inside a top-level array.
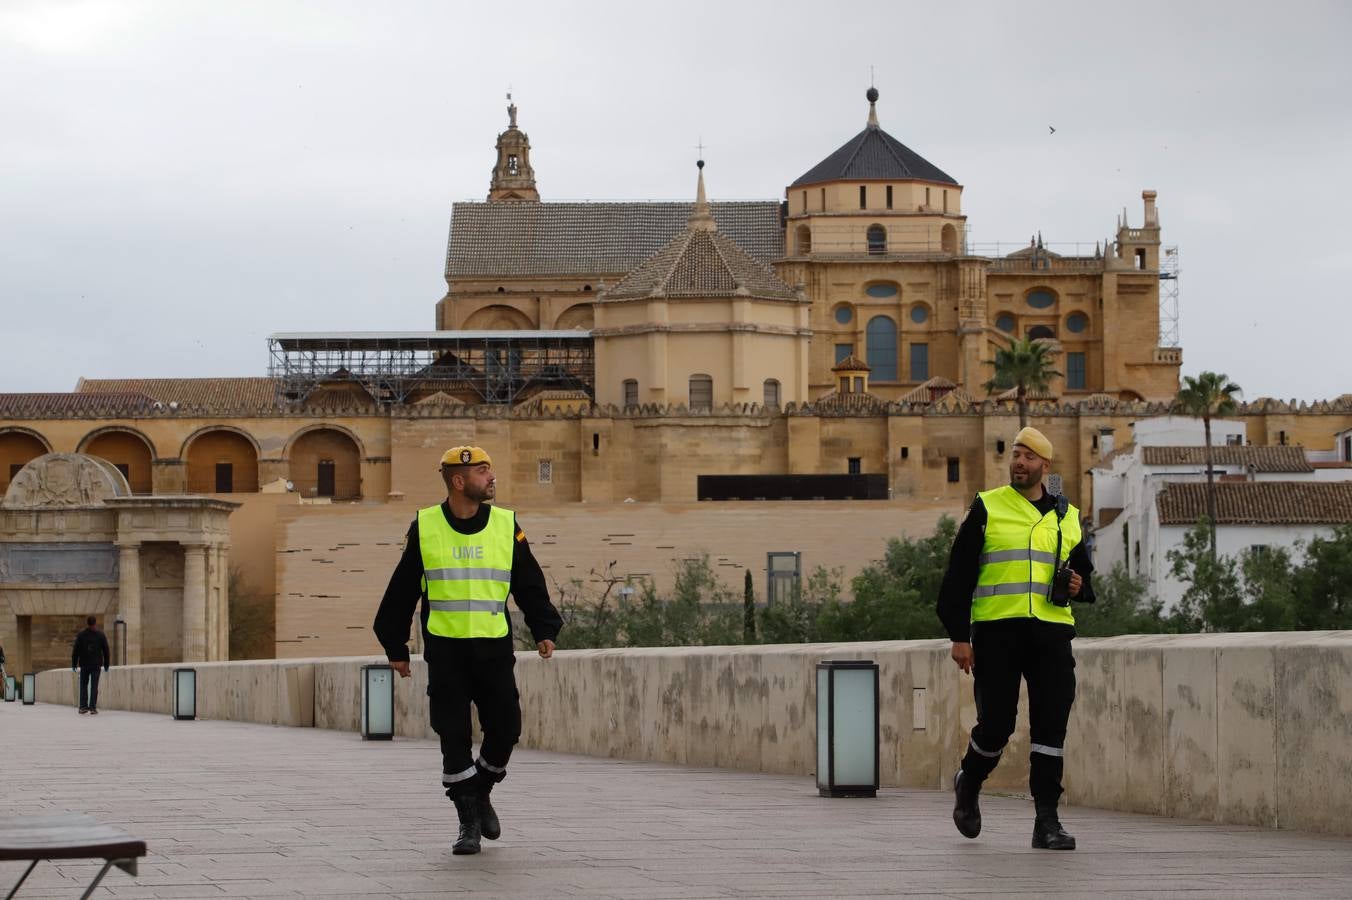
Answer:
[
  {"left": 1013, "top": 426, "right": 1053, "bottom": 461},
  {"left": 440, "top": 446, "right": 492, "bottom": 467}
]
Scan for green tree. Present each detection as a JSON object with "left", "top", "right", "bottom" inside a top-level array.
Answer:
[
  {"left": 758, "top": 566, "right": 840, "bottom": 644},
  {"left": 1174, "top": 371, "right": 1242, "bottom": 556},
  {"left": 1288, "top": 524, "right": 1352, "bottom": 630},
  {"left": 1073, "top": 563, "right": 1165, "bottom": 636},
  {"left": 743, "top": 569, "right": 756, "bottom": 642},
  {"left": 1167, "top": 520, "right": 1245, "bottom": 632},
  {"left": 823, "top": 517, "right": 957, "bottom": 641},
  {"left": 984, "top": 336, "right": 1062, "bottom": 427}
]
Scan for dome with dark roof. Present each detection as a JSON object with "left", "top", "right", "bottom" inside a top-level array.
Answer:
[{"left": 791, "top": 89, "right": 957, "bottom": 188}]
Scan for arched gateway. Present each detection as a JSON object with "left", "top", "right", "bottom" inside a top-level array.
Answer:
[{"left": 0, "top": 453, "right": 237, "bottom": 676}]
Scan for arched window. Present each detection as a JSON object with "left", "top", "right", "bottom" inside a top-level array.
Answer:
[
  {"left": 763, "top": 379, "right": 781, "bottom": 409},
  {"left": 622, "top": 379, "right": 638, "bottom": 408},
  {"left": 996, "top": 313, "right": 1016, "bottom": 333},
  {"left": 1065, "top": 312, "right": 1089, "bottom": 334},
  {"left": 866, "top": 225, "right": 887, "bottom": 254},
  {"left": 1028, "top": 324, "right": 1055, "bottom": 341},
  {"left": 689, "top": 374, "right": 713, "bottom": 411},
  {"left": 865, "top": 316, "right": 897, "bottom": 381},
  {"left": 796, "top": 225, "right": 811, "bottom": 255}
]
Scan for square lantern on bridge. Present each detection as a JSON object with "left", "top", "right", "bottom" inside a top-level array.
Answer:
[
  {"left": 4, "top": 675, "right": 15, "bottom": 702},
  {"left": 361, "top": 664, "right": 394, "bottom": 741},
  {"left": 22, "top": 672, "right": 36, "bottom": 705},
  {"left": 815, "top": 659, "right": 879, "bottom": 798},
  {"left": 173, "top": 668, "right": 197, "bottom": 720}
]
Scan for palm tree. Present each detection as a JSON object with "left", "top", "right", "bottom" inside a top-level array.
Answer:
[
  {"left": 984, "top": 336, "right": 1062, "bottom": 427},
  {"left": 1174, "top": 371, "right": 1242, "bottom": 557}
]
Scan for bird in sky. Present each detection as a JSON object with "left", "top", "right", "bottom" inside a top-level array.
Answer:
[{"left": 1049, "top": 125, "right": 1056, "bottom": 134}]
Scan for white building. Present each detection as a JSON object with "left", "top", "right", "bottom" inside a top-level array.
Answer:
[{"left": 1089, "top": 417, "right": 1352, "bottom": 609}]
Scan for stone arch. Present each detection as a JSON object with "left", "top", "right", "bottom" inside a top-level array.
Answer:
[
  {"left": 941, "top": 223, "right": 958, "bottom": 254},
  {"left": 553, "top": 303, "right": 594, "bottom": 330},
  {"left": 0, "top": 427, "right": 53, "bottom": 495},
  {"left": 182, "top": 426, "right": 260, "bottom": 493},
  {"left": 463, "top": 304, "right": 534, "bottom": 330},
  {"left": 285, "top": 425, "right": 363, "bottom": 500},
  {"left": 78, "top": 426, "right": 155, "bottom": 494}
]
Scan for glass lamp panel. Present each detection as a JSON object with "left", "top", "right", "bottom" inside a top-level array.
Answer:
[{"left": 830, "top": 668, "right": 876, "bottom": 786}]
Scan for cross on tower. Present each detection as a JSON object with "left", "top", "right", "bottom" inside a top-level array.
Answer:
[{"left": 695, "top": 137, "right": 706, "bottom": 160}]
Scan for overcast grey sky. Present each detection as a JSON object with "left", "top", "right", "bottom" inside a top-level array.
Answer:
[{"left": 2, "top": 0, "right": 1349, "bottom": 400}]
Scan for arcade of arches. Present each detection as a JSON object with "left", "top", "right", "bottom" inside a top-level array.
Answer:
[{"left": 0, "top": 425, "right": 363, "bottom": 500}]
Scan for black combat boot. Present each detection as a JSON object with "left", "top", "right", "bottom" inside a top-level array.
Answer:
[
  {"left": 451, "top": 794, "right": 482, "bottom": 855},
  {"left": 952, "top": 769, "right": 982, "bottom": 839},
  {"left": 477, "top": 784, "right": 501, "bottom": 841},
  {"left": 1032, "top": 803, "right": 1076, "bottom": 850}
]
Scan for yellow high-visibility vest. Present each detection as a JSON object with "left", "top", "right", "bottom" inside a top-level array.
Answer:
[
  {"left": 971, "top": 485, "right": 1082, "bottom": 627},
  {"left": 418, "top": 504, "right": 514, "bottom": 639}
]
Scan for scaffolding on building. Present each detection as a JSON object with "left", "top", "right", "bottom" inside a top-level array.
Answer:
[
  {"left": 267, "top": 331, "right": 595, "bottom": 406},
  {"left": 1159, "top": 246, "right": 1181, "bottom": 347}
]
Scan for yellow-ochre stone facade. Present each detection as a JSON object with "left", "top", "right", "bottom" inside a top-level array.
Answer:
[{"left": 3, "top": 89, "right": 1351, "bottom": 662}]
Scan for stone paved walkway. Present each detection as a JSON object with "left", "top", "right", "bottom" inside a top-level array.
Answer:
[{"left": 3, "top": 702, "right": 1352, "bottom": 899}]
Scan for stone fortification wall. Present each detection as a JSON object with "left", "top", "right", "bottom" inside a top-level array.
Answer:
[{"left": 33, "top": 632, "right": 1352, "bottom": 836}]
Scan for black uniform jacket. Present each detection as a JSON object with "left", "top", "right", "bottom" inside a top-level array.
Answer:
[
  {"left": 72, "top": 628, "right": 110, "bottom": 671},
  {"left": 935, "top": 487, "right": 1096, "bottom": 643},
  {"left": 372, "top": 501, "right": 563, "bottom": 663}
]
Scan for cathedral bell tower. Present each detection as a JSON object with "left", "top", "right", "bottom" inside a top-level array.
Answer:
[{"left": 487, "top": 93, "right": 539, "bottom": 202}]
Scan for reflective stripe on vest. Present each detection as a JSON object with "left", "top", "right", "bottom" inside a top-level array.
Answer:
[
  {"left": 972, "top": 485, "right": 1081, "bottom": 627},
  {"left": 418, "top": 504, "right": 514, "bottom": 639}
]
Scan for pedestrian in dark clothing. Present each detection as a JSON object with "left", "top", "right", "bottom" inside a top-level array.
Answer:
[
  {"left": 373, "top": 445, "right": 562, "bottom": 856},
  {"left": 936, "top": 427, "right": 1096, "bottom": 850},
  {"left": 72, "top": 616, "right": 111, "bottom": 714}
]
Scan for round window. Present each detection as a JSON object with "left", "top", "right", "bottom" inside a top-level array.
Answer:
[
  {"left": 834, "top": 306, "right": 853, "bottom": 325},
  {"left": 1027, "top": 290, "right": 1055, "bottom": 309},
  {"left": 1066, "top": 312, "right": 1089, "bottom": 333},
  {"left": 865, "top": 283, "right": 898, "bottom": 298},
  {"left": 996, "top": 313, "right": 1016, "bottom": 333},
  {"left": 910, "top": 305, "right": 929, "bottom": 325}
]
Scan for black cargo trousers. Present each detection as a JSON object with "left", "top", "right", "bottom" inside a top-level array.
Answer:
[
  {"left": 959, "top": 619, "right": 1077, "bottom": 805},
  {"left": 427, "top": 641, "right": 522, "bottom": 800}
]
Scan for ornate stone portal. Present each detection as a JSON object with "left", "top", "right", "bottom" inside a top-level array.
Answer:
[{"left": 0, "top": 453, "right": 238, "bottom": 675}]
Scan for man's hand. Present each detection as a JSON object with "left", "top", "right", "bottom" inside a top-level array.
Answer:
[
  {"left": 537, "top": 639, "right": 555, "bottom": 659},
  {"left": 1069, "top": 571, "right": 1083, "bottom": 598},
  {"left": 390, "top": 660, "right": 411, "bottom": 678},
  {"left": 951, "top": 641, "right": 974, "bottom": 675}
]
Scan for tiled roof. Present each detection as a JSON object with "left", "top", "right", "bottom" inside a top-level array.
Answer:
[
  {"left": 1156, "top": 481, "right": 1352, "bottom": 526},
  {"left": 900, "top": 376, "right": 976, "bottom": 405},
  {"left": 603, "top": 226, "right": 799, "bottom": 302},
  {"left": 445, "top": 201, "right": 784, "bottom": 278},
  {"left": 78, "top": 378, "right": 278, "bottom": 409},
  {"left": 807, "top": 390, "right": 889, "bottom": 414},
  {"left": 995, "top": 385, "right": 1058, "bottom": 401},
  {"left": 791, "top": 125, "right": 957, "bottom": 188},
  {"left": 1141, "top": 445, "right": 1313, "bottom": 473},
  {"left": 0, "top": 392, "right": 156, "bottom": 417},
  {"left": 831, "top": 355, "right": 871, "bottom": 373}
]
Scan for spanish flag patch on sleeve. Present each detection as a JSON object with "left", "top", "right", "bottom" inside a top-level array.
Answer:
[{"left": 515, "top": 527, "right": 527, "bottom": 543}]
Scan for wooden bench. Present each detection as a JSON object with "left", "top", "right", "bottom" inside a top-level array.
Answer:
[{"left": 1, "top": 813, "right": 145, "bottom": 899}]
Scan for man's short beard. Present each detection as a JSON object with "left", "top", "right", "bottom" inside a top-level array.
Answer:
[
  {"left": 1011, "top": 469, "right": 1041, "bottom": 489},
  {"left": 465, "top": 483, "right": 494, "bottom": 503}
]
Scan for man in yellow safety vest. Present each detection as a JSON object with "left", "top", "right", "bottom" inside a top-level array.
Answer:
[
  {"left": 935, "top": 426, "right": 1095, "bottom": 850},
  {"left": 374, "top": 446, "right": 561, "bottom": 855}
]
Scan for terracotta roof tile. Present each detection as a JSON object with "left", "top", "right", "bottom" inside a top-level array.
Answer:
[
  {"left": 900, "top": 376, "right": 976, "bottom": 405},
  {"left": 1142, "top": 445, "right": 1312, "bottom": 473},
  {"left": 1156, "top": 481, "right": 1352, "bottom": 526},
  {"left": 78, "top": 378, "right": 278, "bottom": 410},
  {"left": 603, "top": 227, "right": 799, "bottom": 302},
  {"left": 0, "top": 392, "right": 156, "bottom": 417}
]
